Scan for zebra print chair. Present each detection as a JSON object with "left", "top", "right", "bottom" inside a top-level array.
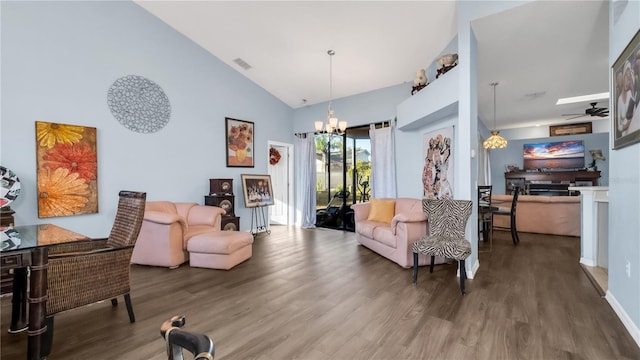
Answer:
[{"left": 412, "top": 199, "right": 473, "bottom": 295}]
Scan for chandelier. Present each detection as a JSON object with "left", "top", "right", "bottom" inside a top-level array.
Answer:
[
  {"left": 483, "top": 82, "right": 508, "bottom": 149},
  {"left": 315, "top": 50, "right": 347, "bottom": 135}
]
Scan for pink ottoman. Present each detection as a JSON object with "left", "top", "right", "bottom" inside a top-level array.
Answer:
[{"left": 187, "top": 231, "right": 253, "bottom": 270}]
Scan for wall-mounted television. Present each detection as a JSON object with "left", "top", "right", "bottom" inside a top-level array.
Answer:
[{"left": 523, "top": 140, "right": 585, "bottom": 170}]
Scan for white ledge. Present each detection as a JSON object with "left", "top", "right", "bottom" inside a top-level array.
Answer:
[{"left": 396, "top": 66, "right": 459, "bottom": 131}]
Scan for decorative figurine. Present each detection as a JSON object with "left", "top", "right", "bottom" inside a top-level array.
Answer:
[
  {"left": 436, "top": 53, "right": 458, "bottom": 79},
  {"left": 411, "top": 69, "right": 428, "bottom": 95}
]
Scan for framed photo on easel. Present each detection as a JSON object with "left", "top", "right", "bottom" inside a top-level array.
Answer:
[{"left": 240, "top": 174, "right": 274, "bottom": 208}]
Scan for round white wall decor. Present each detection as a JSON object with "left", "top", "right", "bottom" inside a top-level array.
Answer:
[
  {"left": 1, "top": 166, "right": 21, "bottom": 207},
  {"left": 107, "top": 75, "right": 171, "bottom": 133}
]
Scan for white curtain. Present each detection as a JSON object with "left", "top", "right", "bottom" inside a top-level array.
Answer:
[
  {"left": 295, "top": 134, "right": 317, "bottom": 228},
  {"left": 478, "top": 134, "right": 491, "bottom": 185},
  {"left": 369, "top": 123, "right": 397, "bottom": 198}
]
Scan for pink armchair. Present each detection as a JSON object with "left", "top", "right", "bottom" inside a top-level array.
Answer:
[
  {"left": 130, "top": 201, "right": 225, "bottom": 268},
  {"left": 351, "top": 198, "right": 444, "bottom": 268}
]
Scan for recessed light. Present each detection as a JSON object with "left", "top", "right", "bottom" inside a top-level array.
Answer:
[{"left": 556, "top": 92, "right": 609, "bottom": 105}]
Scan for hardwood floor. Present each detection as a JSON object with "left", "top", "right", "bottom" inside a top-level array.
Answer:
[{"left": 2, "top": 226, "right": 639, "bottom": 359}]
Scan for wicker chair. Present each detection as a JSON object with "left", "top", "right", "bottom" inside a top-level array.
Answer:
[
  {"left": 412, "top": 199, "right": 473, "bottom": 295},
  {"left": 42, "top": 191, "right": 146, "bottom": 356}
]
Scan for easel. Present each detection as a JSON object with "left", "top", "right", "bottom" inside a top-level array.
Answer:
[{"left": 250, "top": 205, "right": 271, "bottom": 237}]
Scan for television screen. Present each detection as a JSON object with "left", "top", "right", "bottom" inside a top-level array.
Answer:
[{"left": 523, "top": 140, "right": 585, "bottom": 170}]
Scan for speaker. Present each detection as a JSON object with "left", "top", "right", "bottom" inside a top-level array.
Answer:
[
  {"left": 204, "top": 195, "right": 235, "bottom": 216},
  {"left": 209, "top": 178, "right": 233, "bottom": 195},
  {"left": 221, "top": 216, "right": 240, "bottom": 231}
]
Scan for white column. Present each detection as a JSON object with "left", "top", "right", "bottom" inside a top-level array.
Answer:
[{"left": 568, "top": 186, "right": 609, "bottom": 267}]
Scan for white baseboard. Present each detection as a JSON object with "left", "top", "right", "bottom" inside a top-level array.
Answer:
[
  {"left": 468, "top": 258, "right": 479, "bottom": 279},
  {"left": 456, "top": 259, "right": 479, "bottom": 279},
  {"left": 580, "top": 257, "right": 597, "bottom": 267},
  {"left": 606, "top": 290, "right": 640, "bottom": 348}
]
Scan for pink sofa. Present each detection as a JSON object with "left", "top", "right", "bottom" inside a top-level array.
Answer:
[
  {"left": 351, "top": 198, "right": 443, "bottom": 268},
  {"left": 131, "top": 201, "right": 225, "bottom": 268},
  {"left": 491, "top": 194, "right": 580, "bottom": 237}
]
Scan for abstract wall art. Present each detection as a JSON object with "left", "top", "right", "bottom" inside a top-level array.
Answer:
[
  {"left": 36, "top": 121, "right": 98, "bottom": 218},
  {"left": 422, "top": 126, "right": 454, "bottom": 199},
  {"left": 107, "top": 75, "right": 171, "bottom": 133}
]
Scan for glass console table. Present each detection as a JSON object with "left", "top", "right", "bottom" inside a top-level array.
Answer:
[{"left": 1, "top": 224, "right": 88, "bottom": 360}]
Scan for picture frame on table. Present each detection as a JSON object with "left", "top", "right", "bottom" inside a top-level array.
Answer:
[
  {"left": 612, "top": 29, "right": 640, "bottom": 150},
  {"left": 240, "top": 174, "right": 274, "bottom": 208},
  {"left": 226, "top": 117, "right": 254, "bottom": 167}
]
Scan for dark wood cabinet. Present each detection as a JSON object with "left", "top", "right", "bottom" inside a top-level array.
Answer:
[
  {"left": 1, "top": 207, "right": 15, "bottom": 226},
  {"left": 205, "top": 178, "right": 240, "bottom": 230},
  {"left": 209, "top": 178, "right": 233, "bottom": 195},
  {"left": 505, "top": 170, "right": 600, "bottom": 196},
  {"left": 221, "top": 216, "right": 240, "bottom": 231},
  {"left": 204, "top": 195, "right": 235, "bottom": 216}
]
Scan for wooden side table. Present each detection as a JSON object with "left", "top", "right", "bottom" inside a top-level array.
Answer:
[{"left": 1, "top": 206, "right": 16, "bottom": 226}]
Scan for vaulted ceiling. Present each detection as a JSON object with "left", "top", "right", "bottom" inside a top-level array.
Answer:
[{"left": 135, "top": 0, "right": 609, "bottom": 131}]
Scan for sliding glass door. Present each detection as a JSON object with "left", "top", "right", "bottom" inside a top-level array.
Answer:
[{"left": 315, "top": 125, "right": 371, "bottom": 231}]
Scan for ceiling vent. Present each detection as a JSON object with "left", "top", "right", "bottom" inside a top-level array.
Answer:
[{"left": 233, "top": 58, "right": 252, "bottom": 70}]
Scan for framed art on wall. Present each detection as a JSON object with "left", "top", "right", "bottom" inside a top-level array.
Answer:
[
  {"left": 241, "top": 174, "right": 274, "bottom": 208},
  {"left": 35, "top": 121, "right": 99, "bottom": 218},
  {"left": 226, "top": 117, "right": 254, "bottom": 167},
  {"left": 422, "top": 126, "right": 454, "bottom": 199},
  {"left": 549, "top": 122, "right": 592, "bottom": 137},
  {"left": 612, "top": 29, "right": 640, "bottom": 150}
]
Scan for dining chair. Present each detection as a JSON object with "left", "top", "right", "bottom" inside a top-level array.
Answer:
[
  {"left": 477, "top": 185, "right": 493, "bottom": 251},
  {"left": 492, "top": 186, "right": 520, "bottom": 245},
  {"left": 412, "top": 199, "right": 473, "bottom": 295},
  {"left": 42, "top": 190, "right": 146, "bottom": 356}
]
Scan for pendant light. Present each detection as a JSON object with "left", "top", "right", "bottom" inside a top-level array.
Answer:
[
  {"left": 315, "top": 50, "right": 347, "bottom": 135},
  {"left": 483, "top": 82, "right": 508, "bottom": 149}
]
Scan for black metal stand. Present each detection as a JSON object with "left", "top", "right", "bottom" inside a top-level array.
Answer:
[{"left": 250, "top": 206, "right": 270, "bottom": 237}]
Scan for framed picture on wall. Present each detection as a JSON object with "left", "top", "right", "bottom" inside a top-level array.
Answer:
[
  {"left": 422, "top": 126, "right": 454, "bottom": 199},
  {"left": 35, "top": 121, "right": 99, "bottom": 218},
  {"left": 241, "top": 174, "right": 274, "bottom": 208},
  {"left": 549, "top": 122, "right": 592, "bottom": 137},
  {"left": 612, "top": 29, "right": 640, "bottom": 150},
  {"left": 226, "top": 117, "right": 254, "bottom": 167}
]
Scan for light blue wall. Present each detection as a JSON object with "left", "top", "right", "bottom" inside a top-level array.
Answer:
[
  {"left": 0, "top": 1, "right": 293, "bottom": 237},
  {"left": 608, "top": 0, "right": 640, "bottom": 344},
  {"left": 489, "top": 132, "right": 610, "bottom": 195},
  {"left": 2, "top": 2, "right": 637, "bottom": 342},
  {"left": 292, "top": 80, "right": 461, "bottom": 201},
  {"left": 292, "top": 83, "right": 410, "bottom": 134}
]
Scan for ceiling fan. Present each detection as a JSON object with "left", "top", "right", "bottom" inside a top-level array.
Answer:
[{"left": 562, "top": 102, "right": 609, "bottom": 120}]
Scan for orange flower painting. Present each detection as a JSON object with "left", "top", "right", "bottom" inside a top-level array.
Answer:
[
  {"left": 36, "top": 121, "right": 98, "bottom": 218},
  {"left": 225, "top": 117, "right": 254, "bottom": 167}
]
